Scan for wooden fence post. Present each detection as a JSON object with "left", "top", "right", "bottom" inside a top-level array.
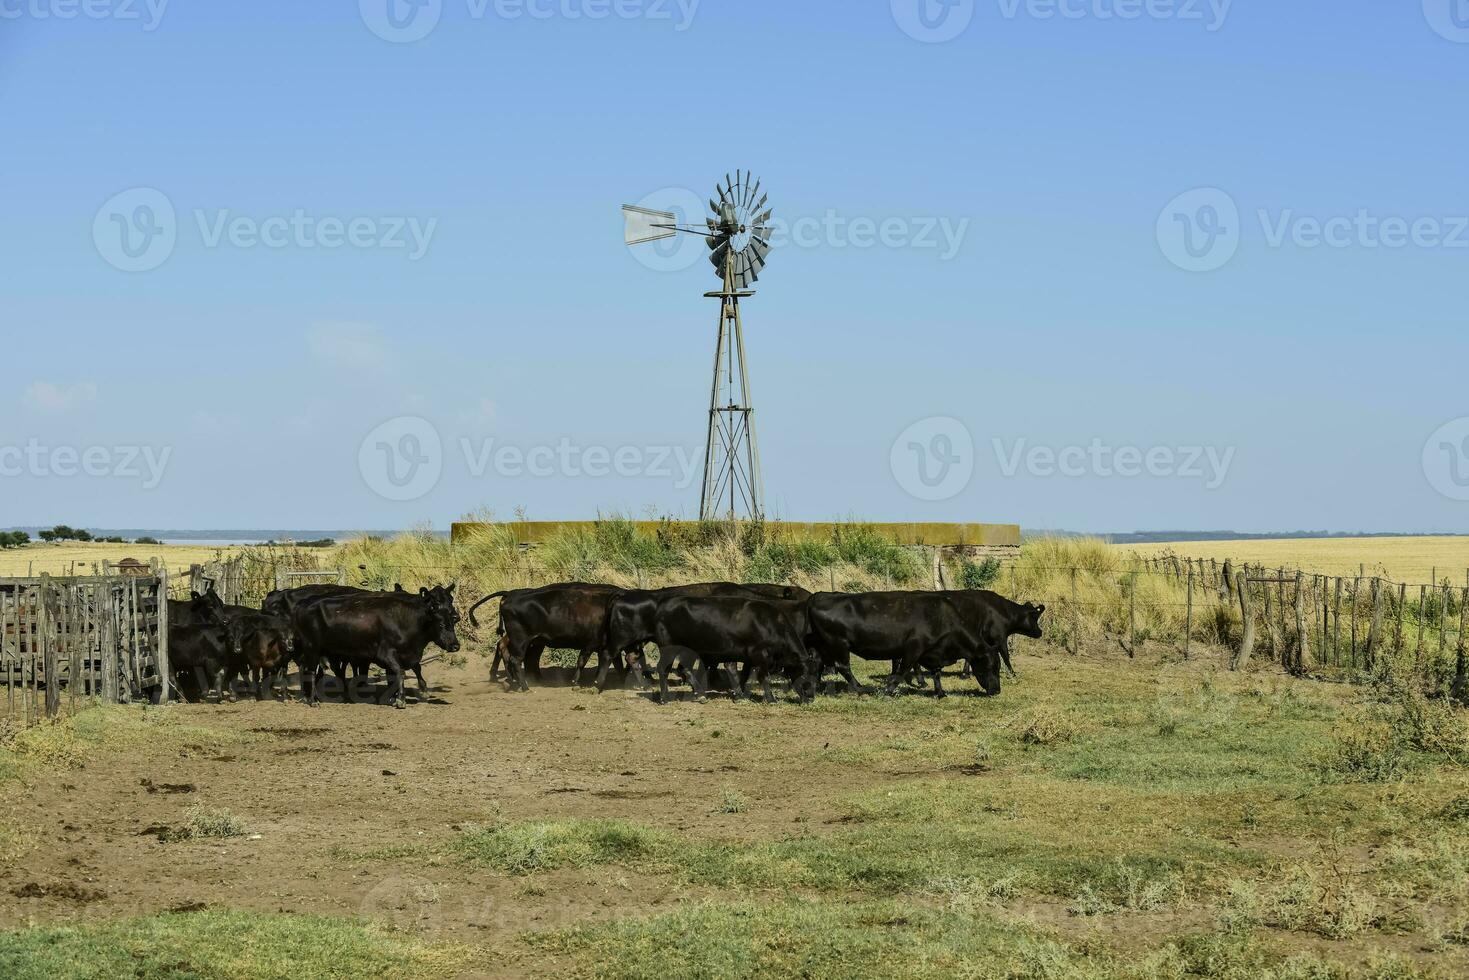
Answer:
[
  {"left": 1366, "top": 579, "right": 1385, "bottom": 673},
  {"left": 1394, "top": 583, "right": 1406, "bottom": 658},
  {"left": 1184, "top": 565, "right": 1194, "bottom": 660},
  {"left": 1350, "top": 576, "right": 1360, "bottom": 668},
  {"left": 1454, "top": 588, "right": 1469, "bottom": 706},
  {"left": 1294, "top": 571, "right": 1308, "bottom": 675},
  {"left": 1126, "top": 568, "right": 1137, "bottom": 659},
  {"left": 157, "top": 568, "right": 170, "bottom": 703},
  {"left": 1070, "top": 567, "right": 1080, "bottom": 655},
  {"left": 1416, "top": 584, "right": 1427, "bottom": 677},
  {"left": 40, "top": 574, "right": 58, "bottom": 719},
  {"left": 1332, "top": 578, "right": 1342, "bottom": 665},
  {"left": 1438, "top": 584, "right": 1449, "bottom": 670},
  {"left": 1232, "top": 572, "right": 1254, "bottom": 671}
]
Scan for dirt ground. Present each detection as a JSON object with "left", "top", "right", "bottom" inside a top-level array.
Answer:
[
  {"left": 0, "top": 663, "right": 915, "bottom": 949},
  {"left": 2, "top": 650, "right": 1465, "bottom": 979}
]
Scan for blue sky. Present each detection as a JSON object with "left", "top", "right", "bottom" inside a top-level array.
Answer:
[{"left": 1, "top": 1, "right": 1467, "bottom": 533}]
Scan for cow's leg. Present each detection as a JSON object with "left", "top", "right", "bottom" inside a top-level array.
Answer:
[
  {"left": 655, "top": 648, "right": 679, "bottom": 704},
  {"left": 930, "top": 668, "right": 947, "bottom": 699},
  {"left": 758, "top": 664, "right": 777, "bottom": 704},
  {"left": 253, "top": 666, "right": 268, "bottom": 702},
  {"left": 490, "top": 634, "right": 507, "bottom": 682},
  {"left": 381, "top": 649, "right": 406, "bottom": 709},
  {"left": 833, "top": 654, "right": 871, "bottom": 695},
  {"left": 572, "top": 648, "right": 595, "bottom": 687},
  {"left": 412, "top": 665, "right": 428, "bottom": 697}
]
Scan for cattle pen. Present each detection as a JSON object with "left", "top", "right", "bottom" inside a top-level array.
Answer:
[{"left": 0, "top": 565, "right": 171, "bottom": 727}]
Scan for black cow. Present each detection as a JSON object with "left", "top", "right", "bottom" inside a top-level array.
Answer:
[
  {"left": 468, "top": 583, "right": 625, "bottom": 693},
  {"left": 650, "top": 595, "right": 818, "bottom": 704},
  {"left": 223, "top": 612, "right": 296, "bottom": 701},
  {"left": 167, "top": 623, "right": 230, "bottom": 702},
  {"left": 808, "top": 591, "right": 1007, "bottom": 698},
  {"left": 602, "top": 582, "right": 811, "bottom": 692},
  {"left": 947, "top": 591, "right": 1045, "bottom": 678},
  {"left": 295, "top": 590, "right": 460, "bottom": 708},
  {"left": 168, "top": 589, "right": 226, "bottom": 627},
  {"left": 267, "top": 583, "right": 451, "bottom": 700}
]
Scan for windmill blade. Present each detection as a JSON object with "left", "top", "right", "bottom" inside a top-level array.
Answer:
[
  {"left": 706, "top": 231, "right": 729, "bottom": 251},
  {"left": 622, "top": 205, "right": 679, "bottom": 245},
  {"left": 709, "top": 240, "right": 730, "bottom": 272},
  {"left": 755, "top": 209, "right": 773, "bottom": 226},
  {"left": 745, "top": 179, "right": 761, "bottom": 210},
  {"left": 750, "top": 238, "right": 769, "bottom": 267},
  {"left": 752, "top": 192, "right": 767, "bottom": 214}
]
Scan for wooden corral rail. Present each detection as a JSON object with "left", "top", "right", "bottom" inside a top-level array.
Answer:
[{"left": 1, "top": 567, "right": 169, "bottom": 726}]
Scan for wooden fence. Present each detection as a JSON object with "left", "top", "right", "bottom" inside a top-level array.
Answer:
[{"left": 1, "top": 568, "right": 169, "bottom": 726}]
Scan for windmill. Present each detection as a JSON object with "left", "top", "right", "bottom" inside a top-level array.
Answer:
[{"left": 623, "top": 171, "right": 774, "bottom": 521}]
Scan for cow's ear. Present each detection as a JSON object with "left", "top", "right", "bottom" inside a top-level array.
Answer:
[
  {"left": 191, "top": 591, "right": 201, "bottom": 599},
  {"left": 420, "top": 587, "right": 430, "bottom": 596},
  {"left": 447, "top": 581, "right": 457, "bottom": 594}
]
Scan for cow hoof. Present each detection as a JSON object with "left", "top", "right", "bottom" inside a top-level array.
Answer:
[
  {"left": 694, "top": 695, "right": 709, "bottom": 705},
  {"left": 393, "top": 700, "right": 407, "bottom": 710}
]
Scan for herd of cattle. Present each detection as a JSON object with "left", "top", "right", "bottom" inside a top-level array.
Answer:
[{"left": 165, "top": 579, "right": 1047, "bottom": 708}]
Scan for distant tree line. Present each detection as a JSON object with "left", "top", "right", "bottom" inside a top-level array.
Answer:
[{"left": 6, "top": 526, "right": 166, "bottom": 546}]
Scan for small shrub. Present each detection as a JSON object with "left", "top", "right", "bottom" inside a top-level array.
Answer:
[
  {"left": 1008, "top": 705, "right": 1078, "bottom": 747},
  {"left": 182, "top": 806, "right": 247, "bottom": 840},
  {"left": 718, "top": 788, "right": 749, "bottom": 815},
  {"left": 960, "top": 556, "right": 1002, "bottom": 590},
  {"left": 1319, "top": 723, "right": 1411, "bottom": 783},
  {"left": 1390, "top": 689, "right": 1468, "bottom": 761}
]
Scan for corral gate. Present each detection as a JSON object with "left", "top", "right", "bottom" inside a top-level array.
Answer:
[{"left": 1, "top": 569, "right": 170, "bottom": 725}]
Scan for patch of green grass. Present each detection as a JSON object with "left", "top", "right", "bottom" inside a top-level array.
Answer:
[
  {"left": 0, "top": 705, "right": 251, "bottom": 785},
  {"left": 0, "top": 908, "right": 476, "bottom": 980},
  {"left": 528, "top": 898, "right": 1420, "bottom": 980},
  {"left": 447, "top": 818, "right": 668, "bottom": 875},
  {"left": 178, "top": 805, "right": 247, "bottom": 841},
  {"left": 717, "top": 787, "right": 749, "bottom": 814}
]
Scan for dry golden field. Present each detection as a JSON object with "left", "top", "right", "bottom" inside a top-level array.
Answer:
[
  {"left": 0, "top": 542, "right": 243, "bottom": 579},
  {"left": 1117, "top": 535, "right": 1469, "bottom": 586}
]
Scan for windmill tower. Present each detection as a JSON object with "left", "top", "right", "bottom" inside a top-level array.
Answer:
[{"left": 623, "top": 172, "right": 774, "bottom": 521}]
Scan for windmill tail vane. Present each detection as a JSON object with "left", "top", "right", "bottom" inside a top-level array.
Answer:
[{"left": 621, "top": 171, "right": 773, "bottom": 521}]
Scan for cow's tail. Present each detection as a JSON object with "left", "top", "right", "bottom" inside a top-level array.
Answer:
[{"left": 468, "top": 591, "right": 511, "bottom": 628}]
